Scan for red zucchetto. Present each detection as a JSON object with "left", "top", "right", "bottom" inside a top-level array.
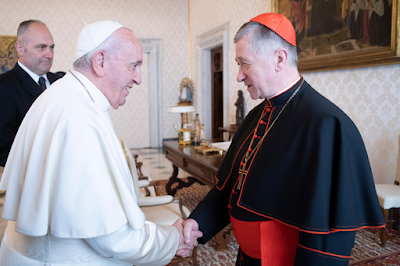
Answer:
[{"left": 250, "top": 13, "right": 296, "bottom": 47}]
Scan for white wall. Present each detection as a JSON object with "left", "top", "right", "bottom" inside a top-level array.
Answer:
[
  {"left": 189, "top": 0, "right": 400, "bottom": 184},
  {"left": 0, "top": 0, "right": 189, "bottom": 141},
  {"left": 303, "top": 65, "right": 400, "bottom": 184}
]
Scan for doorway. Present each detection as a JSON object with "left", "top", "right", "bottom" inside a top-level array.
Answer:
[
  {"left": 211, "top": 46, "right": 223, "bottom": 139},
  {"left": 196, "top": 23, "right": 229, "bottom": 140}
]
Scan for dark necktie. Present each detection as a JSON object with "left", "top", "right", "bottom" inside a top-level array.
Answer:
[{"left": 38, "top": 77, "right": 47, "bottom": 91}]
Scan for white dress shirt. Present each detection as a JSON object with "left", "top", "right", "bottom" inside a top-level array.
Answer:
[{"left": 18, "top": 61, "right": 50, "bottom": 88}]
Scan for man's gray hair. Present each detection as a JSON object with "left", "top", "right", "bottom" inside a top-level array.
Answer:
[
  {"left": 234, "top": 21, "right": 298, "bottom": 67},
  {"left": 73, "top": 28, "right": 130, "bottom": 70},
  {"left": 17, "top": 20, "right": 47, "bottom": 45}
]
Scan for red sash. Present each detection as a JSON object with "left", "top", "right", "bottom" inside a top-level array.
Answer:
[{"left": 230, "top": 215, "right": 299, "bottom": 266}]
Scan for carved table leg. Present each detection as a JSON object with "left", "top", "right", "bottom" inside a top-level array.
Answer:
[{"left": 166, "top": 164, "right": 205, "bottom": 196}]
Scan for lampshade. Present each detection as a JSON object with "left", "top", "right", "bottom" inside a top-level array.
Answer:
[{"left": 168, "top": 105, "right": 196, "bottom": 113}]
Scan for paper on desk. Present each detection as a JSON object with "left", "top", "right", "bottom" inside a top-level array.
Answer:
[{"left": 210, "top": 142, "right": 231, "bottom": 152}]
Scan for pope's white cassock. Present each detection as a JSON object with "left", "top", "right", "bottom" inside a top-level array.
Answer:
[{"left": 0, "top": 70, "right": 178, "bottom": 265}]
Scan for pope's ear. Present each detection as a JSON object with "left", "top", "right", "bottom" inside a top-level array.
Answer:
[
  {"left": 15, "top": 41, "right": 24, "bottom": 57},
  {"left": 91, "top": 50, "right": 106, "bottom": 77}
]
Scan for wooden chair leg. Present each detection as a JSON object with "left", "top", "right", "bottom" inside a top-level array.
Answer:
[
  {"left": 382, "top": 208, "right": 389, "bottom": 223},
  {"left": 379, "top": 208, "right": 389, "bottom": 246},
  {"left": 380, "top": 227, "right": 388, "bottom": 246}
]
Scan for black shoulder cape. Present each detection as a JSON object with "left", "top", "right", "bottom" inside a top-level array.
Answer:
[{"left": 216, "top": 79, "right": 384, "bottom": 233}]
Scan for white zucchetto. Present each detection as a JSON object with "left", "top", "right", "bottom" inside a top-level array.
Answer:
[{"left": 75, "top": 20, "right": 123, "bottom": 61}]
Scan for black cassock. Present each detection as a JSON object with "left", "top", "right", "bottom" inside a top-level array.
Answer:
[{"left": 189, "top": 78, "right": 385, "bottom": 266}]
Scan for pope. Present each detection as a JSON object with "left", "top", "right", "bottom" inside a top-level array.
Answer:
[{"left": 0, "top": 21, "right": 202, "bottom": 265}]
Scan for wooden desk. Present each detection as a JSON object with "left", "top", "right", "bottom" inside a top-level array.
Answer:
[{"left": 163, "top": 141, "right": 224, "bottom": 196}]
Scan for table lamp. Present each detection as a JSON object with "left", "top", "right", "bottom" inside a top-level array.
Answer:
[{"left": 168, "top": 105, "right": 195, "bottom": 145}]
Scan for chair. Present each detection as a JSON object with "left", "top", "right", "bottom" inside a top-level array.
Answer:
[
  {"left": 119, "top": 139, "right": 198, "bottom": 265},
  {"left": 375, "top": 134, "right": 400, "bottom": 245},
  {"left": 131, "top": 153, "right": 179, "bottom": 207},
  {"left": 133, "top": 154, "right": 157, "bottom": 198},
  {"left": 133, "top": 154, "right": 153, "bottom": 196},
  {"left": 134, "top": 154, "right": 150, "bottom": 181}
]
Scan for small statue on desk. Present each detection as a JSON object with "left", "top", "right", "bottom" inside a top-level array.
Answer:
[
  {"left": 228, "top": 90, "right": 244, "bottom": 137},
  {"left": 235, "top": 90, "right": 244, "bottom": 126},
  {"left": 192, "top": 113, "right": 204, "bottom": 146}
]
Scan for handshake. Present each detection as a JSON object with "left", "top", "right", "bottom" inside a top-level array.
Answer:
[{"left": 172, "top": 218, "right": 203, "bottom": 258}]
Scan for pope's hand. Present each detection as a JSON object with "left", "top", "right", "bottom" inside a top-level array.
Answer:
[{"left": 172, "top": 218, "right": 203, "bottom": 258}]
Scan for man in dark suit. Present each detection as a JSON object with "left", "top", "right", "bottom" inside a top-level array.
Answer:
[{"left": 0, "top": 20, "right": 61, "bottom": 167}]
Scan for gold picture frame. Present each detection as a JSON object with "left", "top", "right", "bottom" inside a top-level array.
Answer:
[
  {"left": 0, "top": 35, "right": 18, "bottom": 74},
  {"left": 272, "top": 0, "right": 400, "bottom": 73}
]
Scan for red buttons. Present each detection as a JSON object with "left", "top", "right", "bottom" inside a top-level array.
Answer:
[
  {"left": 240, "top": 162, "right": 244, "bottom": 166},
  {"left": 254, "top": 134, "right": 258, "bottom": 138},
  {"left": 248, "top": 148, "right": 252, "bottom": 152},
  {"left": 266, "top": 107, "right": 271, "bottom": 112}
]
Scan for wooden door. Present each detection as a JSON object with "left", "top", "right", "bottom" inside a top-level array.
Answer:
[{"left": 211, "top": 46, "right": 223, "bottom": 139}]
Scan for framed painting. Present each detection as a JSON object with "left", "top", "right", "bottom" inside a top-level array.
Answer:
[
  {"left": 0, "top": 35, "right": 18, "bottom": 74},
  {"left": 272, "top": 0, "right": 400, "bottom": 72}
]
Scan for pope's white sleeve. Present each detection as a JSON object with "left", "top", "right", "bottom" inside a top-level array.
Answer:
[{"left": 85, "top": 221, "right": 179, "bottom": 266}]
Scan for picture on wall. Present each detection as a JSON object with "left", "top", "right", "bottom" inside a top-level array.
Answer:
[
  {"left": 0, "top": 36, "right": 18, "bottom": 74},
  {"left": 272, "top": 0, "right": 400, "bottom": 72}
]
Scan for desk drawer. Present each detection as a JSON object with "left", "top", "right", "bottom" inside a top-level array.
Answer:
[
  {"left": 184, "top": 160, "right": 215, "bottom": 184},
  {"left": 165, "top": 149, "right": 185, "bottom": 169},
  {"left": 165, "top": 147, "right": 216, "bottom": 185}
]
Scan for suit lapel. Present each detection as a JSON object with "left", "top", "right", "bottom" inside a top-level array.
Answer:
[
  {"left": 47, "top": 72, "right": 59, "bottom": 84},
  {"left": 13, "top": 63, "right": 43, "bottom": 98}
]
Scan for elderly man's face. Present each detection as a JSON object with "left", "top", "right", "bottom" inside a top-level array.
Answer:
[
  {"left": 104, "top": 29, "right": 143, "bottom": 109},
  {"left": 17, "top": 23, "right": 54, "bottom": 76},
  {"left": 235, "top": 35, "right": 276, "bottom": 100}
]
